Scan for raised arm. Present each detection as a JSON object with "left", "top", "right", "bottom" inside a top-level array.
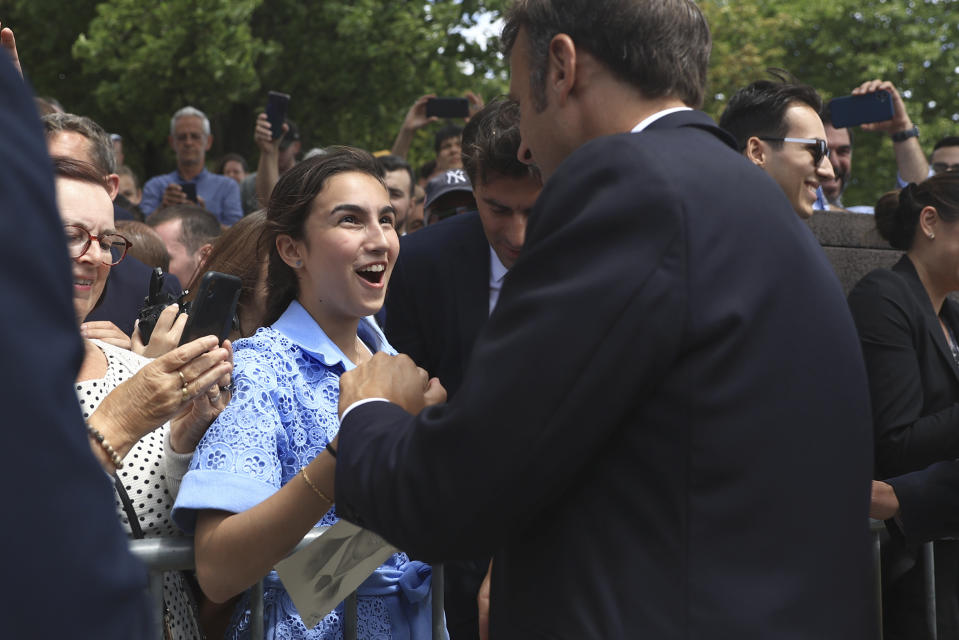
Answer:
[
  {"left": 254, "top": 112, "right": 283, "bottom": 209},
  {"left": 390, "top": 94, "right": 438, "bottom": 159},
  {"left": 854, "top": 79, "right": 929, "bottom": 184}
]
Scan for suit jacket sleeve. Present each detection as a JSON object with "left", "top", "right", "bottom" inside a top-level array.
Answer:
[
  {"left": 888, "top": 460, "right": 959, "bottom": 543},
  {"left": 848, "top": 270, "right": 959, "bottom": 477},
  {"left": 336, "top": 136, "right": 688, "bottom": 558},
  {"left": 0, "top": 58, "right": 151, "bottom": 637}
]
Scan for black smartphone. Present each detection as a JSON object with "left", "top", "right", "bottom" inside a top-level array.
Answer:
[
  {"left": 266, "top": 90, "right": 291, "bottom": 140},
  {"left": 828, "top": 91, "right": 895, "bottom": 128},
  {"left": 426, "top": 97, "right": 470, "bottom": 119},
  {"left": 181, "top": 182, "right": 198, "bottom": 203},
  {"left": 178, "top": 271, "right": 242, "bottom": 346}
]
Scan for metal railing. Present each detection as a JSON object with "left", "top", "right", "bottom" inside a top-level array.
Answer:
[
  {"left": 870, "top": 518, "right": 937, "bottom": 640},
  {"left": 129, "top": 529, "right": 445, "bottom": 640}
]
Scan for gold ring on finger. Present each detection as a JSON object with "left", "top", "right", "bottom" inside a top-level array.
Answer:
[
  {"left": 181, "top": 385, "right": 189, "bottom": 402},
  {"left": 178, "top": 370, "right": 186, "bottom": 387}
]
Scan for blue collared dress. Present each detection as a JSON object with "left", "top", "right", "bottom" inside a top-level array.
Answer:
[{"left": 173, "top": 301, "right": 437, "bottom": 639}]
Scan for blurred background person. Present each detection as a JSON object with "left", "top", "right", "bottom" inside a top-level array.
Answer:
[
  {"left": 116, "top": 220, "right": 170, "bottom": 272},
  {"left": 217, "top": 152, "right": 249, "bottom": 184}
]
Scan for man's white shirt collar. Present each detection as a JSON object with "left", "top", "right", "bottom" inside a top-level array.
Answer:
[{"left": 631, "top": 107, "right": 692, "bottom": 133}]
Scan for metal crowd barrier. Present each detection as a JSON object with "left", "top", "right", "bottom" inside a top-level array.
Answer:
[
  {"left": 870, "top": 518, "right": 937, "bottom": 640},
  {"left": 129, "top": 529, "right": 446, "bottom": 640}
]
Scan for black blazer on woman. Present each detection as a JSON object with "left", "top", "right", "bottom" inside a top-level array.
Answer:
[{"left": 847, "top": 254, "right": 959, "bottom": 479}]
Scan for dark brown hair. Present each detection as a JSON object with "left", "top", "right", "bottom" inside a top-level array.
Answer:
[
  {"left": 146, "top": 204, "right": 222, "bottom": 254},
  {"left": 875, "top": 173, "right": 959, "bottom": 250},
  {"left": 502, "top": 0, "right": 711, "bottom": 110},
  {"left": 462, "top": 97, "right": 541, "bottom": 187},
  {"left": 51, "top": 156, "right": 110, "bottom": 191},
  {"left": 262, "top": 147, "right": 386, "bottom": 326},
  {"left": 116, "top": 221, "right": 170, "bottom": 271},
  {"left": 185, "top": 210, "right": 267, "bottom": 338}
]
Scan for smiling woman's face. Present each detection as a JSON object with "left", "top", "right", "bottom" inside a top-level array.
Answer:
[
  {"left": 289, "top": 171, "right": 399, "bottom": 324},
  {"left": 56, "top": 177, "right": 116, "bottom": 325}
]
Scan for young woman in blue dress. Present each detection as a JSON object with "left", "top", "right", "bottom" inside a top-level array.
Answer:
[{"left": 173, "top": 147, "right": 443, "bottom": 639}]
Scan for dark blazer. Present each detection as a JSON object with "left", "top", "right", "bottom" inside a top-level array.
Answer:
[
  {"left": 848, "top": 255, "right": 959, "bottom": 639},
  {"left": 86, "top": 255, "right": 183, "bottom": 336},
  {"left": 385, "top": 211, "right": 490, "bottom": 398},
  {"left": 336, "top": 110, "right": 877, "bottom": 638},
  {"left": 847, "top": 254, "right": 959, "bottom": 479},
  {"left": 0, "top": 57, "right": 151, "bottom": 636}
]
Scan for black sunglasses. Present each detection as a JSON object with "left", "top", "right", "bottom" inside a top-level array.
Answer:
[{"left": 759, "top": 137, "right": 830, "bottom": 166}]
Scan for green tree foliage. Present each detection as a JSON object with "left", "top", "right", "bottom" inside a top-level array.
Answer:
[{"left": 701, "top": 0, "right": 959, "bottom": 206}]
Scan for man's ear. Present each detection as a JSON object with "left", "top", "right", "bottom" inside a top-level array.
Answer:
[
  {"left": 106, "top": 173, "right": 120, "bottom": 201},
  {"left": 744, "top": 137, "right": 766, "bottom": 168},
  {"left": 275, "top": 234, "right": 303, "bottom": 269},
  {"left": 197, "top": 242, "right": 214, "bottom": 262},
  {"left": 546, "top": 34, "right": 577, "bottom": 106}
]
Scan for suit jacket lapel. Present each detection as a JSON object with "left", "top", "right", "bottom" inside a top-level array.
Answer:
[{"left": 893, "top": 255, "right": 959, "bottom": 384}]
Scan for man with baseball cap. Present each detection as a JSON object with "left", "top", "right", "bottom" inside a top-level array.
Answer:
[{"left": 423, "top": 168, "right": 476, "bottom": 226}]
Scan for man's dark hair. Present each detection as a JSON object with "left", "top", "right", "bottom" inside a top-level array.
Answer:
[
  {"left": 719, "top": 71, "right": 822, "bottom": 152},
  {"left": 146, "top": 204, "right": 222, "bottom": 254},
  {"left": 502, "top": 0, "right": 711, "bottom": 110},
  {"left": 934, "top": 136, "right": 959, "bottom": 151},
  {"left": 376, "top": 154, "right": 415, "bottom": 196},
  {"left": 434, "top": 123, "right": 463, "bottom": 153},
  {"left": 417, "top": 159, "right": 437, "bottom": 183},
  {"left": 216, "top": 153, "right": 249, "bottom": 174},
  {"left": 42, "top": 113, "right": 117, "bottom": 175},
  {"left": 462, "top": 97, "right": 542, "bottom": 186}
]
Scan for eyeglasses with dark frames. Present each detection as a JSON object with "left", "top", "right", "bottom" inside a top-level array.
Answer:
[
  {"left": 64, "top": 224, "right": 132, "bottom": 266},
  {"left": 932, "top": 162, "right": 959, "bottom": 175},
  {"left": 759, "top": 137, "right": 831, "bottom": 166}
]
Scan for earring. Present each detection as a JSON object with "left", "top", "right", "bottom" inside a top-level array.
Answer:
[
  {"left": 929, "top": 233, "right": 936, "bottom": 240},
  {"left": 295, "top": 260, "right": 302, "bottom": 268}
]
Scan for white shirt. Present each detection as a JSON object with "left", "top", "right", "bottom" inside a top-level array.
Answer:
[
  {"left": 631, "top": 107, "right": 693, "bottom": 134},
  {"left": 489, "top": 246, "right": 508, "bottom": 315}
]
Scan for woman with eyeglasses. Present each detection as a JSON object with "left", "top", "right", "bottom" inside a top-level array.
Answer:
[
  {"left": 848, "top": 172, "right": 959, "bottom": 639},
  {"left": 55, "top": 157, "right": 233, "bottom": 640}
]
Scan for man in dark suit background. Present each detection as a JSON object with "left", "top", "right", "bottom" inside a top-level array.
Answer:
[
  {"left": 0, "top": 32, "right": 151, "bottom": 637},
  {"left": 385, "top": 98, "right": 540, "bottom": 400},
  {"left": 331, "top": 1, "right": 877, "bottom": 637},
  {"left": 384, "top": 97, "right": 541, "bottom": 639}
]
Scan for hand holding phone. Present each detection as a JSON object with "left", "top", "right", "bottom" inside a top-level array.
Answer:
[
  {"left": 178, "top": 271, "right": 242, "bottom": 346},
  {"left": 180, "top": 183, "right": 198, "bottom": 203},
  {"left": 828, "top": 91, "right": 895, "bottom": 129},
  {"left": 266, "top": 91, "right": 291, "bottom": 140},
  {"left": 426, "top": 97, "right": 470, "bottom": 119}
]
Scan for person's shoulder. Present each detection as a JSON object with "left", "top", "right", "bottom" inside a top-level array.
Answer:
[
  {"left": 143, "top": 171, "right": 175, "bottom": 186},
  {"left": 91, "top": 338, "right": 151, "bottom": 375}
]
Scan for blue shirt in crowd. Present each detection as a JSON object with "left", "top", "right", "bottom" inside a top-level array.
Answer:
[
  {"left": 141, "top": 168, "right": 242, "bottom": 225},
  {"left": 172, "top": 301, "right": 438, "bottom": 640}
]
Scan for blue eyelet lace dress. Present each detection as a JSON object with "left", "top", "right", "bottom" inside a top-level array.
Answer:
[{"left": 173, "top": 301, "right": 440, "bottom": 640}]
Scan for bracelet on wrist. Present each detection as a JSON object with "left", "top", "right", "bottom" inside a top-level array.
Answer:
[{"left": 87, "top": 422, "right": 124, "bottom": 470}]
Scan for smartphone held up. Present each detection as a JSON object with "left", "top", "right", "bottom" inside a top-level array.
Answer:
[{"left": 828, "top": 91, "right": 895, "bottom": 129}]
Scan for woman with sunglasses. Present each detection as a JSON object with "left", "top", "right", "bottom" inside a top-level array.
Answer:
[
  {"left": 848, "top": 172, "right": 959, "bottom": 639},
  {"left": 56, "top": 157, "right": 233, "bottom": 640},
  {"left": 173, "top": 148, "right": 445, "bottom": 639}
]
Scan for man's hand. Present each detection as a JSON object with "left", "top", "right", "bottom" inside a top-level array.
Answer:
[
  {"left": 465, "top": 91, "right": 485, "bottom": 122},
  {"left": 402, "top": 94, "right": 439, "bottom": 133},
  {"left": 1, "top": 22, "right": 23, "bottom": 78},
  {"left": 254, "top": 112, "right": 286, "bottom": 154},
  {"left": 870, "top": 480, "right": 901, "bottom": 521},
  {"left": 338, "top": 352, "right": 445, "bottom": 417},
  {"left": 852, "top": 79, "right": 913, "bottom": 135},
  {"left": 161, "top": 182, "right": 188, "bottom": 209}
]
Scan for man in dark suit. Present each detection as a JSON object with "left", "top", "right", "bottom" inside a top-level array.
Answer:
[
  {"left": 331, "top": 1, "right": 877, "bottom": 637},
  {"left": 385, "top": 98, "right": 541, "bottom": 639},
  {"left": 0, "top": 35, "right": 151, "bottom": 637}
]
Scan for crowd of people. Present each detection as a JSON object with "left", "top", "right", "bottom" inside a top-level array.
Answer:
[{"left": 6, "top": 0, "right": 959, "bottom": 638}]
